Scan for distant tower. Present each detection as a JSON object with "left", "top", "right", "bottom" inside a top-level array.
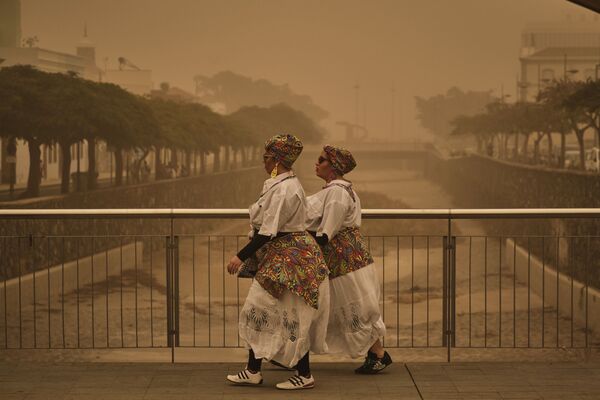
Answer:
[
  {"left": 76, "top": 23, "right": 96, "bottom": 63},
  {"left": 0, "top": 0, "right": 22, "bottom": 47}
]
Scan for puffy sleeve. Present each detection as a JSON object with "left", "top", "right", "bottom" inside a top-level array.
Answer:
[
  {"left": 305, "top": 193, "right": 324, "bottom": 231},
  {"left": 317, "top": 187, "right": 350, "bottom": 240},
  {"left": 257, "top": 185, "right": 300, "bottom": 237}
]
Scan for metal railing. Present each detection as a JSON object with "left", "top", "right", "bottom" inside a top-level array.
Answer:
[{"left": 1, "top": 208, "right": 599, "bottom": 362}]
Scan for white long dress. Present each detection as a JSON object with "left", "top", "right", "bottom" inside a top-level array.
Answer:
[
  {"left": 306, "top": 179, "right": 385, "bottom": 358},
  {"left": 238, "top": 171, "right": 330, "bottom": 367}
]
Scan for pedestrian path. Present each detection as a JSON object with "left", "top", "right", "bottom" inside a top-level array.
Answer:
[{"left": 1, "top": 361, "right": 599, "bottom": 399}]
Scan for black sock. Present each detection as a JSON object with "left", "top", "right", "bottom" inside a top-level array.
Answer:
[
  {"left": 247, "top": 349, "right": 262, "bottom": 372},
  {"left": 296, "top": 352, "right": 310, "bottom": 378}
]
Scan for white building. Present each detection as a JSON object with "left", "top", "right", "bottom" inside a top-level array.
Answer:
[{"left": 519, "top": 19, "right": 600, "bottom": 102}]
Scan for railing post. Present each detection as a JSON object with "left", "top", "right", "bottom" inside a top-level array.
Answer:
[
  {"left": 166, "top": 216, "right": 179, "bottom": 363},
  {"left": 451, "top": 236, "right": 456, "bottom": 349},
  {"left": 442, "top": 236, "right": 448, "bottom": 349},
  {"left": 443, "top": 216, "right": 456, "bottom": 362},
  {"left": 165, "top": 235, "right": 173, "bottom": 352},
  {"left": 174, "top": 235, "right": 180, "bottom": 347}
]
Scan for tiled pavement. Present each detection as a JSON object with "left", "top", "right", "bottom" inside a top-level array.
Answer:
[{"left": 1, "top": 362, "right": 600, "bottom": 400}]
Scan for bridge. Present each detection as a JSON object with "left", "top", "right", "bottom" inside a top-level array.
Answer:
[{"left": 1, "top": 208, "right": 599, "bottom": 398}]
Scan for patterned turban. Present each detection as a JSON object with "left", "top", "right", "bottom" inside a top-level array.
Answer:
[
  {"left": 264, "top": 134, "right": 303, "bottom": 168},
  {"left": 323, "top": 145, "right": 357, "bottom": 175}
]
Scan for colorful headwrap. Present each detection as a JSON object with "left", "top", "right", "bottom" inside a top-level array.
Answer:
[
  {"left": 323, "top": 145, "right": 356, "bottom": 175},
  {"left": 264, "top": 134, "right": 303, "bottom": 168}
]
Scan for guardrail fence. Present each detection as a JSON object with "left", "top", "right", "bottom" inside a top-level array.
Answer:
[{"left": 1, "top": 209, "right": 599, "bottom": 362}]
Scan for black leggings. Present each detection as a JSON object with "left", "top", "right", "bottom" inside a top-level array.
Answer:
[
  {"left": 296, "top": 352, "right": 310, "bottom": 377},
  {"left": 247, "top": 350, "right": 310, "bottom": 377},
  {"left": 247, "top": 349, "right": 262, "bottom": 372}
]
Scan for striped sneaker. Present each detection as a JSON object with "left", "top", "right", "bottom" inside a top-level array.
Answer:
[
  {"left": 275, "top": 374, "right": 315, "bottom": 390},
  {"left": 355, "top": 351, "right": 393, "bottom": 374},
  {"left": 226, "top": 369, "right": 263, "bottom": 385}
]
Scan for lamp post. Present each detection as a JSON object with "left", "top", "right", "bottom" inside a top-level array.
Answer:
[{"left": 391, "top": 84, "right": 395, "bottom": 141}]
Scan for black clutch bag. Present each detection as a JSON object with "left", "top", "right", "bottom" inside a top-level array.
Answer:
[{"left": 237, "top": 255, "right": 259, "bottom": 278}]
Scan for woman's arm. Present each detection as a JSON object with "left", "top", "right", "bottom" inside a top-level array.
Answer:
[{"left": 236, "top": 233, "right": 271, "bottom": 261}]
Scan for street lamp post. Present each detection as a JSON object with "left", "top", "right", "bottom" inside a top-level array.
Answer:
[{"left": 391, "top": 84, "right": 395, "bottom": 141}]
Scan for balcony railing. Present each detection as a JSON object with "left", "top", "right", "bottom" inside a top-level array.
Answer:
[{"left": 1, "top": 208, "right": 599, "bottom": 362}]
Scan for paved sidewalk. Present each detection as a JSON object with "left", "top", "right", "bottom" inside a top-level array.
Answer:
[{"left": 1, "top": 361, "right": 600, "bottom": 400}]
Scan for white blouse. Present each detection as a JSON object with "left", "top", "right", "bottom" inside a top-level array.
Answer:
[
  {"left": 305, "top": 179, "right": 362, "bottom": 240},
  {"left": 249, "top": 171, "right": 308, "bottom": 237}
]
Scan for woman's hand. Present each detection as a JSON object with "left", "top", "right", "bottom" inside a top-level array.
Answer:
[{"left": 227, "top": 255, "right": 244, "bottom": 275}]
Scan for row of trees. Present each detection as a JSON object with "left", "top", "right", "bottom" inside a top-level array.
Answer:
[
  {"left": 451, "top": 80, "right": 600, "bottom": 170},
  {"left": 415, "top": 87, "right": 496, "bottom": 137},
  {"left": 0, "top": 65, "right": 325, "bottom": 197},
  {"left": 194, "top": 70, "right": 329, "bottom": 122}
]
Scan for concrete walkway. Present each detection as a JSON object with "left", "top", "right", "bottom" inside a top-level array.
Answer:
[{"left": 1, "top": 361, "right": 600, "bottom": 400}]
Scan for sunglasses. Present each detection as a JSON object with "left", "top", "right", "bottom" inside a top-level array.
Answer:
[{"left": 317, "top": 156, "right": 329, "bottom": 164}]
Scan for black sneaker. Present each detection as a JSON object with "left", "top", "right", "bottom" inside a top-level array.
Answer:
[{"left": 354, "top": 351, "right": 393, "bottom": 374}]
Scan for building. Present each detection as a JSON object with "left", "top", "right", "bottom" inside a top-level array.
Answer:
[
  {"left": 519, "top": 18, "right": 600, "bottom": 102},
  {"left": 0, "top": 0, "right": 21, "bottom": 48}
]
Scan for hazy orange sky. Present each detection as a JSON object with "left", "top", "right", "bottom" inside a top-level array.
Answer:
[{"left": 20, "top": 0, "right": 597, "bottom": 141}]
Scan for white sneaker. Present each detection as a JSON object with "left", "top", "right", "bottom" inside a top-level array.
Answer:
[
  {"left": 226, "top": 369, "right": 263, "bottom": 385},
  {"left": 275, "top": 374, "right": 315, "bottom": 390}
]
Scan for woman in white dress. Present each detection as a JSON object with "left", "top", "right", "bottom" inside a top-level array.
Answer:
[
  {"left": 306, "top": 145, "right": 392, "bottom": 374},
  {"left": 225, "top": 134, "right": 330, "bottom": 390}
]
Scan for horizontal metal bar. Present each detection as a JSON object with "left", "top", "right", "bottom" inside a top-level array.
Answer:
[{"left": 0, "top": 208, "right": 599, "bottom": 219}]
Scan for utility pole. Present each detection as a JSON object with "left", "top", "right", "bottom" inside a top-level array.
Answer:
[
  {"left": 353, "top": 82, "right": 360, "bottom": 128},
  {"left": 391, "top": 83, "right": 396, "bottom": 141}
]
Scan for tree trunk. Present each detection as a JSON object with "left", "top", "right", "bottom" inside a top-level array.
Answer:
[
  {"left": 559, "top": 132, "right": 566, "bottom": 168},
  {"left": 115, "top": 147, "right": 123, "bottom": 186},
  {"left": 576, "top": 131, "right": 586, "bottom": 170},
  {"left": 59, "top": 141, "right": 72, "bottom": 194},
  {"left": 154, "top": 146, "right": 162, "bottom": 180},
  {"left": 213, "top": 147, "right": 221, "bottom": 172},
  {"left": 193, "top": 150, "right": 197, "bottom": 175},
  {"left": 87, "top": 136, "right": 96, "bottom": 190},
  {"left": 502, "top": 134, "right": 509, "bottom": 159},
  {"left": 533, "top": 133, "right": 544, "bottom": 164},
  {"left": 200, "top": 152, "right": 206, "bottom": 174},
  {"left": 224, "top": 145, "right": 231, "bottom": 171},
  {"left": 241, "top": 146, "right": 248, "bottom": 167},
  {"left": 23, "top": 138, "right": 42, "bottom": 198},
  {"left": 521, "top": 133, "right": 530, "bottom": 159},
  {"left": 546, "top": 132, "right": 553, "bottom": 164},
  {"left": 513, "top": 132, "right": 519, "bottom": 159},
  {"left": 185, "top": 150, "right": 191, "bottom": 168},
  {"left": 171, "top": 148, "right": 179, "bottom": 168}
]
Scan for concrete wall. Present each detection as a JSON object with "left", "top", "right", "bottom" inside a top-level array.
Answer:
[
  {"left": 506, "top": 238, "right": 600, "bottom": 336},
  {"left": 424, "top": 152, "right": 600, "bottom": 289}
]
